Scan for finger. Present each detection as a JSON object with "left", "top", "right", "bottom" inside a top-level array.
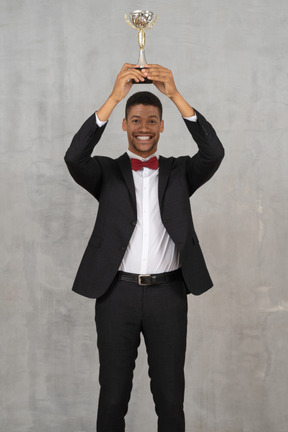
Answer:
[
  {"left": 122, "top": 63, "right": 140, "bottom": 69},
  {"left": 121, "top": 63, "right": 140, "bottom": 72},
  {"left": 142, "top": 64, "right": 169, "bottom": 73},
  {"left": 119, "top": 67, "right": 143, "bottom": 78},
  {"left": 145, "top": 71, "right": 170, "bottom": 81},
  {"left": 143, "top": 64, "right": 164, "bottom": 68},
  {"left": 143, "top": 66, "right": 171, "bottom": 74},
  {"left": 142, "top": 67, "right": 171, "bottom": 78},
  {"left": 122, "top": 69, "right": 145, "bottom": 83},
  {"left": 122, "top": 69, "right": 143, "bottom": 77}
]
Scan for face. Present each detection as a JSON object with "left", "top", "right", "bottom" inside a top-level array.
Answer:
[{"left": 122, "top": 104, "right": 164, "bottom": 158}]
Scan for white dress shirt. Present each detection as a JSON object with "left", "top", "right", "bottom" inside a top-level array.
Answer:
[
  {"left": 95, "top": 111, "right": 197, "bottom": 274},
  {"left": 120, "top": 150, "right": 180, "bottom": 274}
]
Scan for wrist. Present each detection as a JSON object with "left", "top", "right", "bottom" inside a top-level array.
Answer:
[
  {"left": 170, "top": 92, "right": 195, "bottom": 117},
  {"left": 108, "top": 93, "right": 121, "bottom": 106},
  {"left": 169, "top": 90, "right": 181, "bottom": 103},
  {"left": 97, "top": 96, "right": 118, "bottom": 122}
]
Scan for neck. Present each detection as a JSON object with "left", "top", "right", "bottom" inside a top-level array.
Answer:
[{"left": 128, "top": 149, "right": 158, "bottom": 161}]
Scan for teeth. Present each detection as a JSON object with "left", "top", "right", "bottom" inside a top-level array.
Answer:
[{"left": 137, "top": 136, "right": 150, "bottom": 141}]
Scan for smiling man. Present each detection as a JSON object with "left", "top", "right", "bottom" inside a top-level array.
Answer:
[
  {"left": 64, "top": 63, "right": 224, "bottom": 432},
  {"left": 123, "top": 94, "right": 164, "bottom": 158}
]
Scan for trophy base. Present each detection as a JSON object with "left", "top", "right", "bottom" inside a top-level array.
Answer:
[{"left": 132, "top": 67, "right": 152, "bottom": 84}]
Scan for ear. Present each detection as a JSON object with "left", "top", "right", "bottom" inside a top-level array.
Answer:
[
  {"left": 160, "top": 120, "right": 164, "bottom": 133},
  {"left": 122, "top": 118, "right": 127, "bottom": 131}
]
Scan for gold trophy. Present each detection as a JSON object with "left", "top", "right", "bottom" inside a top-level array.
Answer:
[{"left": 125, "top": 10, "right": 157, "bottom": 84}]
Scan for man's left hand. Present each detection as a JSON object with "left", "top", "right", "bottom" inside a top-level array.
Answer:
[{"left": 142, "top": 65, "right": 179, "bottom": 99}]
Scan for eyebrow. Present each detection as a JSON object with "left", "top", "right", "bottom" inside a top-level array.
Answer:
[{"left": 130, "top": 115, "right": 159, "bottom": 119}]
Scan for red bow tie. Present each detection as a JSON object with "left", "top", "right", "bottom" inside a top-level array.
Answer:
[{"left": 131, "top": 156, "right": 159, "bottom": 171}]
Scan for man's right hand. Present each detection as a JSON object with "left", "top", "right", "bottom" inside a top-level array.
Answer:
[
  {"left": 110, "top": 63, "right": 145, "bottom": 103},
  {"left": 97, "top": 64, "right": 145, "bottom": 122}
]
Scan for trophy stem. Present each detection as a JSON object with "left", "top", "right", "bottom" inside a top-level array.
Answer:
[
  {"left": 137, "top": 48, "right": 147, "bottom": 68},
  {"left": 133, "top": 49, "right": 152, "bottom": 84}
]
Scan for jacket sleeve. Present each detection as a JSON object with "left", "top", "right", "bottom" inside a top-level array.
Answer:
[
  {"left": 184, "top": 109, "right": 225, "bottom": 196},
  {"left": 64, "top": 113, "right": 108, "bottom": 198}
]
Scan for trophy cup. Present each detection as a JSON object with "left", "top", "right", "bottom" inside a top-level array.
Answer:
[{"left": 125, "top": 10, "right": 157, "bottom": 84}]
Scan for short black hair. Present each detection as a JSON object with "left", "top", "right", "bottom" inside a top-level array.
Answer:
[{"left": 125, "top": 91, "right": 163, "bottom": 120}]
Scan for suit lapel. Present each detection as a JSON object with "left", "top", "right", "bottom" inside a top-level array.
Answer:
[
  {"left": 158, "top": 156, "right": 174, "bottom": 209},
  {"left": 117, "top": 153, "right": 173, "bottom": 212},
  {"left": 117, "top": 153, "right": 136, "bottom": 209}
]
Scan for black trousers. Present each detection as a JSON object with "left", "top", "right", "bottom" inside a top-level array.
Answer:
[{"left": 95, "top": 272, "right": 188, "bottom": 432}]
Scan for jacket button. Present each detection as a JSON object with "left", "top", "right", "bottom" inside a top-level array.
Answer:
[
  {"left": 131, "top": 221, "right": 137, "bottom": 226},
  {"left": 121, "top": 246, "right": 126, "bottom": 251}
]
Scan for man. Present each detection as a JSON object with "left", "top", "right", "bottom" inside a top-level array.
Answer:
[{"left": 65, "top": 64, "right": 224, "bottom": 432}]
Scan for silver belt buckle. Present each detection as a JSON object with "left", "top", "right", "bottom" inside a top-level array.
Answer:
[{"left": 138, "top": 274, "right": 151, "bottom": 286}]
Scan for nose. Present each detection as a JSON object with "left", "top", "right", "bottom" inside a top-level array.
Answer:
[{"left": 138, "top": 121, "right": 150, "bottom": 132}]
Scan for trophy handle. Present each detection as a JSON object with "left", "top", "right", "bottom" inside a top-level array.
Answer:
[
  {"left": 145, "top": 15, "right": 157, "bottom": 30},
  {"left": 124, "top": 14, "right": 138, "bottom": 31}
]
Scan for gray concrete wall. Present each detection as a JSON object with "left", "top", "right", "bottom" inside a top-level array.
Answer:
[{"left": 1, "top": 0, "right": 287, "bottom": 431}]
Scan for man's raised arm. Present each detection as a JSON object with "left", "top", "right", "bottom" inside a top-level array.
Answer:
[
  {"left": 143, "top": 64, "right": 224, "bottom": 194},
  {"left": 97, "top": 63, "right": 145, "bottom": 121},
  {"left": 141, "top": 64, "right": 196, "bottom": 118},
  {"left": 64, "top": 64, "right": 144, "bottom": 195}
]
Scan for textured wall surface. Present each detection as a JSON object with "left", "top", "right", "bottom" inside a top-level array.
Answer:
[{"left": 1, "top": 0, "right": 288, "bottom": 431}]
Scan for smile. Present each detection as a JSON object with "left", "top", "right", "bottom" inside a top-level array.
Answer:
[{"left": 135, "top": 136, "right": 152, "bottom": 141}]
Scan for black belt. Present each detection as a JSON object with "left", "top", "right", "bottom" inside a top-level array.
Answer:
[{"left": 118, "top": 269, "right": 181, "bottom": 286}]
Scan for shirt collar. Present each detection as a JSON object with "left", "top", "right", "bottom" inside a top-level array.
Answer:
[{"left": 127, "top": 150, "right": 159, "bottom": 162}]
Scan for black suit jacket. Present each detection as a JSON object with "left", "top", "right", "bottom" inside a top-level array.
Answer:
[{"left": 64, "top": 109, "right": 224, "bottom": 298}]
